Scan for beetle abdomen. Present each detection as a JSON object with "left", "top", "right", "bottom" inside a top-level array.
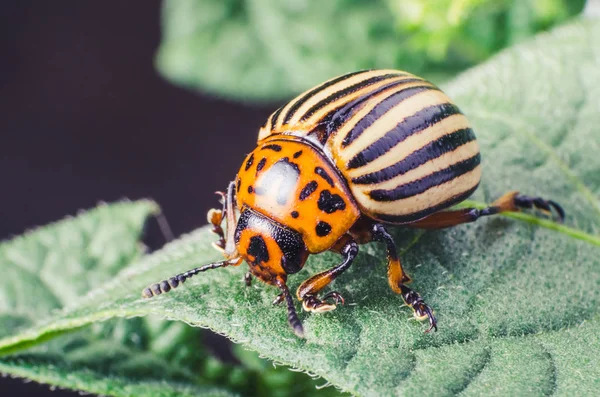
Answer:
[
  {"left": 259, "top": 69, "right": 481, "bottom": 224},
  {"left": 331, "top": 85, "right": 481, "bottom": 224}
]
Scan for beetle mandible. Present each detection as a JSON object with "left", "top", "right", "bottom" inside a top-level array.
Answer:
[{"left": 143, "top": 70, "right": 564, "bottom": 337}]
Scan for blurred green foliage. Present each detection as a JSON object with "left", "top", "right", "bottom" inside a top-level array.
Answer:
[{"left": 156, "top": 0, "right": 585, "bottom": 102}]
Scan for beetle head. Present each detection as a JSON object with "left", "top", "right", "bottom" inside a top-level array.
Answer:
[{"left": 234, "top": 207, "right": 308, "bottom": 281}]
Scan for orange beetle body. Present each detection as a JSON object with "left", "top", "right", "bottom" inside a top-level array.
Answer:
[
  {"left": 236, "top": 137, "right": 360, "bottom": 255},
  {"left": 143, "top": 70, "right": 564, "bottom": 337}
]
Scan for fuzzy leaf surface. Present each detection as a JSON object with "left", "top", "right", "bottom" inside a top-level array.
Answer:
[{"left": 0, "top": 202, "right": 237, "bottom": 396}]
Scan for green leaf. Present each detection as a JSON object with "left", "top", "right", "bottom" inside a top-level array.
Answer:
[
  {"left": 156, "top": 0, "right": 585, "bottom": 102},
  {"left": 156, "top": 0, "right": 402, "bottom": 102},
  {"left": 0, "top": 353, "right": 234, "bottom": 397},
  {"left": 0, "top": 200, "right": 159, "bottom": 337},
  {"left": 3, "top": 19, "right": 600, "bottom": 396},
  {"left": 0, "top": 201, "right": 238, "bottom": 396}
]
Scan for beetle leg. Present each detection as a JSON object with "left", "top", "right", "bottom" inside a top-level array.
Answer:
[
  {"left": 372, "top": 224, "right": 437, "bottom": 332},
  {"left": 399, "top": 284, "right": 437, "bottom": 333},
  {"left": 274, "top": 277, "right": 304, "bottom": 338},
  {"left": 272, "top": 293, "right": 284, "bottom": 306},
  {"left": 243, "top": 272, "right": 253, "bottom": 287},
  {"left": 207, "top": 191, "right": 227, "bottom": 248},
  {"left": 142, "top": 257, "right": 242, "bottom": 298},
  {"left": 407, "top": 191, "right": 565, "bottom": 229},
  {"left": 297, "top": 236, "right": 358, "bottom": 313}
]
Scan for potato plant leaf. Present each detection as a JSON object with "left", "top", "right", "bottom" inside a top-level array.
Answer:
[
  {"left": 0, "top": 201, "right": 238, "bottom": 396},
  {"left": 3, "top": 19, "right": 600, "bottom": 396}
]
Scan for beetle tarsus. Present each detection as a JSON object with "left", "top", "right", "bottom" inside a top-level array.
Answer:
[
  {"left": 513, "top": 194, "right": 565, "bottom": 223},
  {"left": 399, "top": 284, "right": 437, "bottom": 333},
  {"left": 302, "top": 291, "right": 345, "bottom": 313},
  {"left": 243, "top": 272, "right": 253, "bottom": 287}
]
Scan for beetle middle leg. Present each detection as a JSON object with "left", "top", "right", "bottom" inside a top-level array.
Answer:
[
  {"left": 407, "top": 191, "right": 564, "bottom": 229},
  {"left": 372, "top": 224, "right": 437, "bottom": 333},
  {"left": 296, "top": 235, "right": 358, "bottom": 313}
]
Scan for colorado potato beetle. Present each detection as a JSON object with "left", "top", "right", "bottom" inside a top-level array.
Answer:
[{"left": 143, "top": 70, "right": 564, "bottom": 337}]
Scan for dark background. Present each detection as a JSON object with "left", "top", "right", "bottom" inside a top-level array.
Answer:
[{"left": 0, "top": 2, "right": 273, "bottom": 395}]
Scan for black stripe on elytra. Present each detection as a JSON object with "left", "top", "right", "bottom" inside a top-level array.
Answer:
[
  {"left": 369, "top": 154, "right": 481, "bottom": 202},
  {"left": 256, "top": 158, "right": 267, "bottom": 175},
  {"left": 299, "top": 74, "right": 403, "bottom": 123},
  {"left": 299, "top": 181, "right": 318, "bottom": 200},
  {"left": 315, "top": 221, "right": 332, "bottom": 237},
  {"left": 348, "top": 103, "right": 462, "bottom": 170},
  {"left": 293, "top": 150, "right": 303, "bottom": 158},
  {"left": 341, "top": 85, "right": 438, "bottom": 147},
  {"left": 373, "top": 184, "right": 479, "bottom": 224},
  {"left": 282, "top": 70, "right": 369, "bottom": 126},
  {"left": 244, "top": 153, "right": 254, "bottom": 171},
  {"left": 324, "top": 78, "right": 423, "bottom": 139},
  {"left": 261, "top": 144, "right": 282, "bottom": 152},
  {"left": 315, "top": 166, "right": 334, "bottom": 187},
  {"left": 270, "top": 105, "right": 285, "bottom": 129},
  {"left": 352, "top": 128, "right": 476, "bottom": 184},
  {"left": 317, "top": 190, "right": 346, "bottom": 214}
]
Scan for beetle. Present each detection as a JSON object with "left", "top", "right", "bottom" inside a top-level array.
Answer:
[{"left": 142, "top": 69, "right": 564, "bottom": 337}]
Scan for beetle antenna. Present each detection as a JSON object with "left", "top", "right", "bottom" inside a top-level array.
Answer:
[{"left": 142, "top": 258, "right": 235, "bottom": 298}]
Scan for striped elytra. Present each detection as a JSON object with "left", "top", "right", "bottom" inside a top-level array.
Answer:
[{"left": 257, "top": 69, "right": 481, "bottom": 224}]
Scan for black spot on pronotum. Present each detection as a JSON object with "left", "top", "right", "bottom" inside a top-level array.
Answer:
[
  {"left": 245, "top": 153, "right": 254, "bottom": 171},
  {"left": 315, "top": 166, "right": 334, "bottom": 187},
  {"left": 299, "top": 181, "right": 318, "bottom": 200},
  {"left": 256, "top": 158, "right": 267, "bottom": 174},
  {"left": 248, "top": 186, "right": 254, "bottom": 194},
  {"left": 261, "top": 144, "right": 282, "bottom": 152},
  {"left": 316, "top": 221, "right": 332, "bottom": 237},
  {"left": 317, "top": 190, "right": 346, "bottom": 213},
  {"left": 293, "top": 150, "right": 303, "bottom": 158},
  {"left": 291, "top": 211, "right": 299, "bottom": 218},
  {"left": 247, "top": 235, "right": 270, "bottom": 264}
]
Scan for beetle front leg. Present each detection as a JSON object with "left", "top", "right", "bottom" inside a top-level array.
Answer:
[
  {"left": 296, "top": 236, "right": 358, "bottom": 313},
  {"left": 372, "top": 224, "right": 437, "bottom": 333}
]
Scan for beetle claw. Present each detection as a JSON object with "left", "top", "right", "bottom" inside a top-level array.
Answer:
[
  {"left": 322, "top": 291, "right": 345, "bottom": 306},
  {"left": 513, "top": 194, "right": 565, "bottom": 223},
  {"left": 399, "top": 284, "right": 437, "bottom": 333},
  {"left": 302, "top": 291, "right": 345, "bottom": 313}
]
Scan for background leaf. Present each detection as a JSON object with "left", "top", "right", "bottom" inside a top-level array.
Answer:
[
  {"left": 0, "top": 200, "right": 158, "bottom": 337},
  {"left": 3, "top": 18, "right": 600, "bottom": 396},
  {"left": 156, "top": 0, "right": 585, "bottom": 101},
  {"left": 0, "top": 202, "right": 238, "bottom": 396}
]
